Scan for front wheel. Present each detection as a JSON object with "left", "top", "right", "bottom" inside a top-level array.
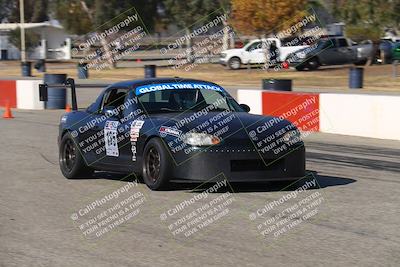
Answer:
[
  {"left": 295, "top": 64, "right": 306, "bottom": 71},
  {"left": 59, "top": 132, "right": 93, "bottom": 179},
  {"left": 307, "top": 58, "right": 320, "bottom": 70},
  {"left": 228, "top": 57, "right": 241, "bottom": 70},
  {"left": 354, "top": 59, "right": 367, "bottom": 66},
  {"left": 142, "top": 138, "right": 172, "bottom": 190}
]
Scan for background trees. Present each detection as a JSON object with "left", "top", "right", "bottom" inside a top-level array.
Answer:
[
  {"left": 51, "top": 0, "right": 159, "bottom": 68},
  {"left": 0, "top": 0, "right": 48, "bottom": 23},
  {"left": 1, "top": 0, "right": 400, "bottom": 67},
  {"left": 162, "top": 0, "right": 225, "bottom": 60},
  {"left": 1, "top": 0, "right": 398, "bottom": 41},
  {"left": 334, "top": 0, "right": 400, "bottom": 64},
  {"left": 230, "top": 0, "right": 307, "bottom": 37}
]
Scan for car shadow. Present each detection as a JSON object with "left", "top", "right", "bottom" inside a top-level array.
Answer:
[
  {"left": 90, "top": 171, "right": 356, "bottom": 193},
  {"left": 304, "top": 65, "right": 355, "bottom": 72},
  {"left": 90, "top": 171, "right": 137, "bottom": 181},
  {"left": 177, "top": 173, "right": 356, "bottom": 193},
  {"left": 224, "top": 174, "right": 356, "bottom": 193}
]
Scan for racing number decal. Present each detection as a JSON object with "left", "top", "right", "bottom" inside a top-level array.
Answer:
[{"left": 104, "top": 121, "right": 119, "bottom": 157}]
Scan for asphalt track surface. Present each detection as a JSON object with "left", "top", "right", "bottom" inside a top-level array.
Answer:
[{"left": 1, "top": 107, "right": 399, "bottom": 267}]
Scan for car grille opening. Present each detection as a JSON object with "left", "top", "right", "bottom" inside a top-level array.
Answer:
[{"left": 230, "top": 158, "right": 284, "bottom": 172}]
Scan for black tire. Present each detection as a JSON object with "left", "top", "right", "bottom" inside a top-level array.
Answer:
[
  {"left": 142, "top": 138, "right": 172, "bottom": 190},
  {"left": 307, "top": 57, "right": 320, "bottom": 70},
  {"left": 295, "top": 64, "right": 306, "bottom": 71},
  {"left": 354, "top": 59, "right": 367, "bottom": 66},
  {"left": 59, "top": 132, "right": 93, "bottom": 179},
  {"left": 228, "top": 57, "right": 241, "bottom": 70}
]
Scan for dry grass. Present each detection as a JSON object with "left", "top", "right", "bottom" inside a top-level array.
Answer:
[{"left": 1, "top": 61, "right": 399, "bottom": 92}]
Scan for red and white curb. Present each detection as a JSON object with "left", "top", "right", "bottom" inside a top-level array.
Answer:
[
  {"left": 238, "top": 90, "right": 400, "bottom": 141},
  {"left": 0, "top": 80, "right": 44, "bottom": 110}
]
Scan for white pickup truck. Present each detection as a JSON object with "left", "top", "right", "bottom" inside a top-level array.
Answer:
[{"left": 219, "top": 38, "right": 308, "bottom": 69}]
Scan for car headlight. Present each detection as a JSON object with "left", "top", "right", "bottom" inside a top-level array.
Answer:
[
  {"left": 220, "top": 53, "right": 227, "bottom": 58},
  {"left": 182, "top": 132, "right": 221, "bottom": 146},
  {"left": 296, "top": 52, "right": 306, "bottom": 59},
  {"left": 282, "top": 130, "right": 302, "bottom": 144}
]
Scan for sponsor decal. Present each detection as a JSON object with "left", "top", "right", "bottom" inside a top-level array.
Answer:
[
  {"left": 135, "top": 83, "right": 224, "bottom": 95},
  {"left": 132, "top": 120, "right": 145, "bottom": 128},
  {"left": 104, "top": 121, "right": 119, "bottom": 157},
  {"left": 130, "top": 120, "right": 145, "bottom": 161},
  {"left": 159, "top": 126, "right": 182, "bottom": 137}
]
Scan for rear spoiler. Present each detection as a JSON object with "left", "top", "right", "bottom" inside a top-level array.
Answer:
[{"left": 39, "top": 78, "right": 78, "bottom": 110}]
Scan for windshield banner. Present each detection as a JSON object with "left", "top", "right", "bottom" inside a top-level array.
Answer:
[{"left": 135, "top": 83, "right": 224, "bottom": 95}]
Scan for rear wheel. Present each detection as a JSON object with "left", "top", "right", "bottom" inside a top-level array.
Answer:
[
  {"left": 59, "top": 132, "right": 93, "bottom": 179},
  {"left": 142, "top": 138, "right": 172, "bottom": 190}
]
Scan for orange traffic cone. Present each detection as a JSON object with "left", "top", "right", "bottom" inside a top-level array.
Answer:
[
  {"left": 65, "top": 104, "right": 71, "bottom": 112},
  {"left": 2, "top": 103, "right": 14, "bottom": 119}
]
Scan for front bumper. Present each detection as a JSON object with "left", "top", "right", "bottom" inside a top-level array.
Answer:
[
  {"left": 171, "top": 145, "right": 305, "bottom": 182},
  {"left": 288, "top": 58, "right": 306, "bottom": 66},
  {"left": 219, "top": 59, "right": 228, "bottom": 66}
]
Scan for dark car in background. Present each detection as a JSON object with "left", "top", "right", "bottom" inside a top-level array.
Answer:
[
  {"left": 391, "top": 42, "right": 400, "bottom": 62},
  {"left": 377, "top": 40, "right": 394, "bottom": 64},
  {"left": 288, "top": 37, "right": 371, "bottom": 70}
]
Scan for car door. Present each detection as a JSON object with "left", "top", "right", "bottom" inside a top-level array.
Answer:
[
  {"left": 84, "top": 87, "right": 131, "bottom": 171},
  {"left": 68, "top": 92, "right": 104, "bottom": 167},
  {"left": 320, "top": 39, "right": 344, "bottom": 65},
  {"left": 336, "top": 38, "right": 354, "bottom": 63},
  {"left": 114, "top": 90, "right": 147, "bottom": 173},
  {"left": 245, "top": 41, "right": 266, "bottom": 64}
]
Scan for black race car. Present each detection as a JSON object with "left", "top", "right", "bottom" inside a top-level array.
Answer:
[{"left": 41, "top": 78, "right": 305, "bottom": 190}]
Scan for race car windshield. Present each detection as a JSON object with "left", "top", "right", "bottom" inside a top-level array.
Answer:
[{"left": 137, "top": 88, "right": 244, "bottom": 114}]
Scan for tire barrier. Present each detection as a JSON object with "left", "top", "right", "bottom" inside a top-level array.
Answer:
[
  {"left": 144, "top": 65, "right": 156, "bottom": 78},
  {"left": 262, "top": 79, "right": 292, "bottom": 91},
  {"left": 349, "top": 67, "right": 363, "bottom": 89},
  {"left": 44, "top": 74, "right": 67, "bottom": 109},
  {"left": 21, "top": 62, "right": 32, "bottom": 77},
  {"left": 78, "top": 63, "right": 89, "bottom": 79}
]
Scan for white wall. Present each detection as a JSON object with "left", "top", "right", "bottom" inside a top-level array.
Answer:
[
  {"left": 237, "top": 89, "right": 262, "bottom": 115},
  {"left": 16, "top": 80, "right": 44, "bottom": 110},
  {"left": 320, "top": 93, "right": 400, "bottom": 141}
]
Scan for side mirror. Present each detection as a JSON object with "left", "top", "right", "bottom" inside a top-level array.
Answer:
[
  {"left": 103, "top": 106, "right": 119, "bottom": 118},
  {"left": 39, "top": 84, "right": 48, "bottom": 101},
  {"left": 240, "top": 103, "right": 250, "bottom": 112}
]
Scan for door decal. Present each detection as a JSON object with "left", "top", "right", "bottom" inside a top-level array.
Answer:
[
  {"left": 130, "top": 120, "right": 145, "bottom": 161},
  {"left": 104, "top": 121, "right": 120, "bottom": 157}
]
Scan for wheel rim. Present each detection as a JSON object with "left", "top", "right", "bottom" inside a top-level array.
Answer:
[
  {"left": 230, "top": 59, "right": 240, "bottom": 69},
  {"left": 309, "top": 60, "right": 318, "bottom": 68},
  {"left": 145, "top": 147, "right": 161, "bottom": 183},
  {"left": 62, "top": 139, "right": 76, "bottom": 172}
]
